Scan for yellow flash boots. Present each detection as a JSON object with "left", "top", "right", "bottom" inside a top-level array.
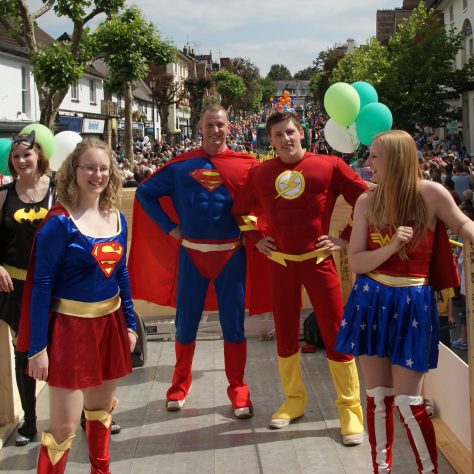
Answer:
[
  {"left": 270, "top": 352, "right": 308, "bottom": 429},
  {"left": 327, "top": 359, "right": 364, "bottom": 445}
]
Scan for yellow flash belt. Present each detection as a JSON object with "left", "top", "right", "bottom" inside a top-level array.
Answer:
[
  {"left": 51, "top": 293, "right": 121, "bottom": 318},
  {"left": 367, "top": 272, "right": 428, "bottom": 287},
  {"left": 267, "top": 248, "right": 331, "bottom": 267},
  {"left": 181, "top": 239, "right": 241, "bottom": 252},
  {"left": 3, "top": 263, "right": 27, "bottom": 281}
]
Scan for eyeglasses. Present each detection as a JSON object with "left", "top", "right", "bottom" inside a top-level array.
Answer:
[{"left": 76, "top": 165, "right": 111, "bottom": 176}]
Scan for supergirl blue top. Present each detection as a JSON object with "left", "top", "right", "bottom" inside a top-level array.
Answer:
[{"left": 28, "top": 210, "right": 136, "bottom": 358}]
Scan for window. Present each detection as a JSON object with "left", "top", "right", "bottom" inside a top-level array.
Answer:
[
  {"left": 470, "top": 38, "right": 474, "bottom": 56},
  {"left": 463, "top": 0, "right": 468, "bottom": 10},
  {"left": 21, "top": 66, "right": 28, "bottom": 114},
  {"left": 89, "top": 79, "right": 96, "bottom": 104},
  {"left": 71, "top": 81, "right": 79, "bottom": 101},
  {"left": 449, "top": 5, "right": 454, "bottom": 22}
]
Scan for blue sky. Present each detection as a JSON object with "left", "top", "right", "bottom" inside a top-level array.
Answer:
[{"left": 33, "top": 0, "right": 402, "bottom": 76}]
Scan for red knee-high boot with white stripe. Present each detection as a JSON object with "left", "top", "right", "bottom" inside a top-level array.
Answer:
[
  {"left": 366, "top": 387, "right": 394, "bottom": 474},
  {"left": 395, "top": 395, "right": 438, "bottom": 474}
]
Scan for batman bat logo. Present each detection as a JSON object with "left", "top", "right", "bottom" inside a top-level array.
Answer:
[
  {"left": 91, "top": 242, "right": 124, "bottom": 278},
  {"left": 14, "top": 207, "right": 48, "bottom": 224}
]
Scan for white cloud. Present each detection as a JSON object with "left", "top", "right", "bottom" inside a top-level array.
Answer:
[{"left": 33, "top": 0, "right": 402, "bottom": 75}]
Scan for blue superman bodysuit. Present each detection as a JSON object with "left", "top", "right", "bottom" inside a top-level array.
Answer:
[{"left": 132, "top": 148, "right": 256, "bottom": 408}]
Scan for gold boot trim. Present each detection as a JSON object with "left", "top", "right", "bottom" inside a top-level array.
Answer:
[
  {"left": 84, "top": 398, "right": 118, "bottom": 429},
  {"left": 41, "top": 432, "right": 75, "bottom": 466}
]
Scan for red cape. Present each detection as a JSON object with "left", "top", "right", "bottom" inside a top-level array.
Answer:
[
  {"left": 128, "top": 149, "right": 272, "bottom": 315},
  {"left": 430, "top": 219, "right": 460, "bottom": 291},
  {"left": 16, "top": 203, "right": 70, "bottom": 353}
]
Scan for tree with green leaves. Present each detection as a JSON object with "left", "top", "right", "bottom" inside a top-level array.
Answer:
[
  {"left": 259, "top": 76, "right": 277, "bottom": 105},
  {"left": 331, "top": 37, "right": 390, "bottom": 87},
  {"left": 184, "top": 75, "right": 214, "bottom": 139},
  {"left": 0, "top": 0, "right": 126, "bottom": 129},
  {"left": 267, "top": 64, "right": 292, "bottom": 81},
  {"left": 93, "top": 6, "right": 175, "bottom": 158},
  {"left": 331, "top": 3, "right": 474, "bottom": 131},
  {"left": 223, "top": 57, "right": 262, "bottom": 115},
  {"left": 294, "top": 67, "right": 317, "bottom": 80},
  {"left": 211, "top": 70, "right": 246, "bottom": 116},
  {"left": 309, "top": 47, "right": 346, "bottom": 102},
  {"left": 150, "top": 72, "right": 186, "bottom": 141}
]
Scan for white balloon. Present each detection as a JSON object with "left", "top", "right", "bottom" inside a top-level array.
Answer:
[
  {"left": 323, "top": 119, "right": 359, "bottom": 154},
  {"left": 49, "top": 131, "right": 83, "bottom": 171}
]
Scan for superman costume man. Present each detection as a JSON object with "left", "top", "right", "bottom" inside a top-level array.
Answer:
[
  {"left": 232, "top": 110, "right": 368, "bottom": 444},
  {"left": 129, "top": 104, "right": 262, "bottom": 418}
]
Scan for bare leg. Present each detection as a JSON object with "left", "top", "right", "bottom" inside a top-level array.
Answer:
[
  {"left": 359, "top": 355, "right": 393, "bottom": 390},
  {"left": 48, "top": 387, "right": 84, "bottom": 441}
]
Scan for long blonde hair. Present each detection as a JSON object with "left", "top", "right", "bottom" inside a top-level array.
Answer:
[
  {"left": 368, "top": 130, "right": 428, "bottom": 258},
  {"left": 56, "top": 139, "right": 122, "bottom": 211}
]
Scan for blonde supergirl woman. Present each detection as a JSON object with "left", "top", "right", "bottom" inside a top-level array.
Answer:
[{"left": 18, "top": 139, "right": 137, "bottom": 473}]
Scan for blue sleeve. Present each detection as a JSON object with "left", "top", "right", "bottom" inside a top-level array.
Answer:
[
  {"left": 28, "top": 216, "right": 67, "bottom": 358},
  {"left": 136, "top": 167, "right": 177, "bottom": 234},
  {"left": 117, "top": 215, "right": 136, "bottom": 331}
]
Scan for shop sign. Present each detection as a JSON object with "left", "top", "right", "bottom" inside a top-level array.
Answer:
[{"left": 82, "top": 118, "right": 105, "bottom": 134}]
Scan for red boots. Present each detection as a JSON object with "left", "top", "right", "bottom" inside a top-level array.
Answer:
[
  {"left": 83, "top": 399, "right": 117, "bottom": 474},
  {"left": 37, "top": 432, "right": 75, "bottom": 474},
  {"left": 366, "top": 389, "right": 438, "bottom": 474}
]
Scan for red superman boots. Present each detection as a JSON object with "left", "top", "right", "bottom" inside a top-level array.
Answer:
[{"left": 166, "top": 340, "right": 253, "bottom": 418}]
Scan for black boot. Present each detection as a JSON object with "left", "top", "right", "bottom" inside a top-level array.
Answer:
[{"left": 14, "top": 350, "right": 37, "bottom": 446}]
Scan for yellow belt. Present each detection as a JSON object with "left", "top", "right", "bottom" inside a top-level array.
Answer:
[
  {"left": 267, "top": 248, "right": 331, "bottom": 267},
  {"left": 367, "top": 272, "right": 428, "bottom": 287},
  {"left": 51, "top": 293, "right": 121, "bottom": 318},
  {"left": 181, "top": 239, "right": 241, "bottom": 252},
  {"left": 3, "top": 264, "right": 27, "bottom": 281}
]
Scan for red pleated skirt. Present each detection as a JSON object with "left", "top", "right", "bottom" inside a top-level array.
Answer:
[{"left": 46, "top": 309, "right": 132, "bottom": 389}]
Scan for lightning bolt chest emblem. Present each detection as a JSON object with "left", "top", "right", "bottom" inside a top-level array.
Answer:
[
  {"left": 189, "top": 169, "right": 223, "bottom": 191},
  {"left": 14, "top": 206, "right": 48, "bottom": 224},
  {"left": 91, "top": 242, "right": 123, "bottom": 278},
  {"left": 275, "top": 170, "right": 305, "bottom": 200},
  {"left": 370, "top": 233, "right": 394, "bottom": 247}
]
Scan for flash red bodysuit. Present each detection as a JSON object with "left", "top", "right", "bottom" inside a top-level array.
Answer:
[{"left": 233, "top": 152, "right": 368, "bottom": 361}]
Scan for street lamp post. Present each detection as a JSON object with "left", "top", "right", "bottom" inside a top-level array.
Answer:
[{"left": 149, "top": 79, "right": 156, "bottom": 143}]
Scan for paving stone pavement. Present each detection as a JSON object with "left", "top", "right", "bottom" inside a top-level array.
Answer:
[{"left": 0, "top": 320, "right": 457, "bottom": 473}]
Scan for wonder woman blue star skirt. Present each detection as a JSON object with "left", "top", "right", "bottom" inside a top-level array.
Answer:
[{"left": 335, "top": 273, "right": 439, "bottom": 373}]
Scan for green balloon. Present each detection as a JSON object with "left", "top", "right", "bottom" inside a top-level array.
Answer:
[
  {"left": 0, "top": 138, "right": 12, "bottom": 175},
  {"left": 20, "top": 123, "right": 55, "bottom": 160},
  {"left": 355, "top": 102, "right": 393, "bottom": 146},
  {"left": 324, "top": 82, "right": 360, "bottom": 127},
  {"left": 351, "top": 81, "right": 378, "bottom": 109}
]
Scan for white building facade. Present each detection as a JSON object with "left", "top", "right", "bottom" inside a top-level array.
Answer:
[{"left": 427, "top": 0, "right": 474, "bottom": 151}]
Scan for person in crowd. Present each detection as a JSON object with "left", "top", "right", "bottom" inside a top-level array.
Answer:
[
  {"left": 0, "top": 131, "right": 55, "bottom": 446},
  {"left": 445, "top": 179, "right": 461, "bottom": 205},
  {"left": 18, "top": 139, "right": 137, "bottom": 473},
  {"left": 335, "top": 130, "right": 471, "bottom": 473},
  {"left": 451, "top": 162, "right": 473, "bottom": 200},
  {"left": 129, "top": 104, "right": 261, "bottom": 419},
  {"left": 232, "top": 110, "right": 367, "bottom": 445},
  {"left": 436, "top": 287, "right": 455, "bottom": 347}
]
